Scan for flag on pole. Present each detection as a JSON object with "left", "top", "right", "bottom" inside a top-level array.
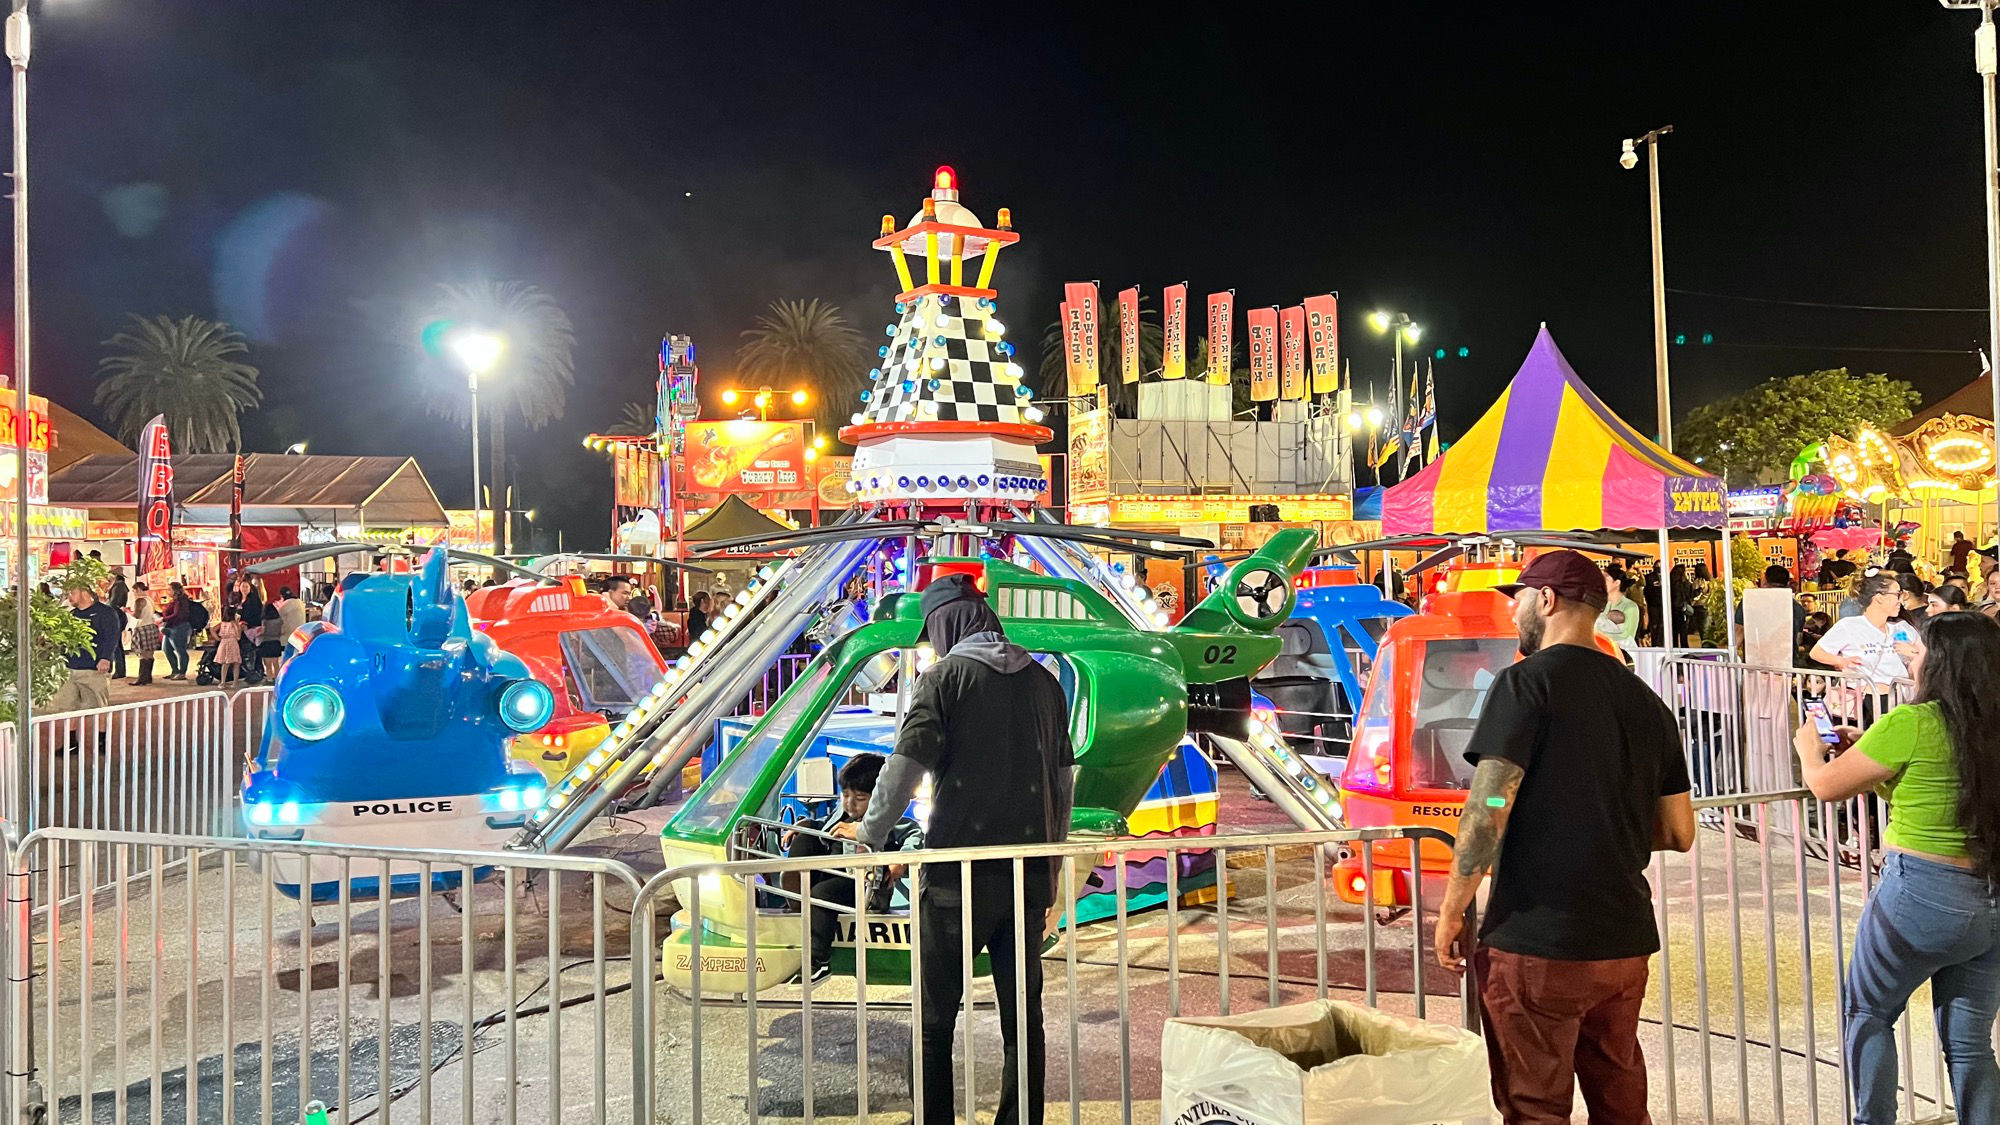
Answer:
[
  {"left": 1278, "top": 306, "right": 1307, "bottom": 400},
  {"left": 1375, "top": 369, "right": 1402, "bottom": 468},
  {"left": 1117, "top": 286, "right": 1141, "bottom": 384},
  {"left": 1162, "top": 283, "right": 1188, "bottom": 380},
  {"left": 1205, "top": 291, "right": 1234, "bottom": 386},
  {"left": 137, "top": 415, "right": 174, "bottom": 577},
  {"left": 1247, "top": 307, "right": 1279, "bottom": 402},
  {"left": 1400, "top": 362, "right": 1422, "bottom": 475},
  {"left": 1421, "top": 359, "right": 1439, "bottom": 462},
  {"left": 1303, "top": 294, "right": 1339, "bottom": 396},
  {"left": 1365, "top": 379, "right": 1379, "bottom": 467}
]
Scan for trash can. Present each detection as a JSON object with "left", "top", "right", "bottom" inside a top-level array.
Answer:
[{"left": 1160, "top": 999, "right": 1492, "bottom": 1125}]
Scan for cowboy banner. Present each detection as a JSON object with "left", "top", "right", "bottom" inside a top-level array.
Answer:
[
  {"left": 1246, "top": 307, "right": 1279, "bottom": 402},
  {"left": 1063, "top": 282, "right": 1101, "bottom": 397},
  {"left": 1206, "top": 290, "right": 1234, "bottom": 386},
  {"left": 1304, "top": 294, "right": 1339, "bottom": 395},
  {"left": 1279, "top": 305, "right": 1307, "bottom": 401},
  {"left": 1162, "top": 283, "right": 1188, "bottom": 380}
]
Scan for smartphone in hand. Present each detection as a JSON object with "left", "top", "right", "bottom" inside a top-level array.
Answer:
[{"left": 1803, "top": 700, "right": 1841, "bottom": 745}]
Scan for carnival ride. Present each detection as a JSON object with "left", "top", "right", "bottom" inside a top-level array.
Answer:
[
  {"left": 237, "top": 547, "right": 558, "bottom": 900},
  {"left": 1320, "top": 532, "right": 1641, "bottom": 910}
]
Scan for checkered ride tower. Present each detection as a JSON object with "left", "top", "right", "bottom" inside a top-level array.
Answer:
[{"left": 841, "top": 166, "right": 1052, "bottom": 512}]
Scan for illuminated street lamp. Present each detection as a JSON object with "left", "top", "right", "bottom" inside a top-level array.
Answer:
[
  {"left": 1367, "top": 312, "right": 1420, "bottom": 427},
  {"left": 448, "top": 328, "right": 505, "bottom": 534},
  {"left": 721, "top": 384, "right": 809, "bottom": 422}
]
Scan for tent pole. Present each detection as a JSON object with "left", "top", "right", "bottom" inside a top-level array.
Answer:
[
  {"left": 1657, "top": 528, "right": 1675, "bottom": 657},
  {"left": 1720, "top": 521, "right": 1738, "bottom": 657}
]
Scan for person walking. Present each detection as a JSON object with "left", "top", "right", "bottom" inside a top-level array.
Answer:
[
  {"left": 50, "top": 584, "right": 122, "bottom": 715},
  {"left": 160, "top": 581, "right": 196, "bottom": 681},
  {"left": 858, "top": 574, "right": 1073, "bottom": 1125},
  {"left": 1794, "top": 613, "right": 2000, "bottom": 1123},
  {"left": 128, "top": 586, "right": 161, "bottom": 686},
  {"left": 1434, "top": 550, "right": 1695, "bottom": 1124},
  {"left": 1950, "top": 529, "right": 1975, "bottom": 575}
]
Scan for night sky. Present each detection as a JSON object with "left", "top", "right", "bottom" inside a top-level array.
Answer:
[{"left": 13, "top": 3, "right": 1997, "bottom": 548}]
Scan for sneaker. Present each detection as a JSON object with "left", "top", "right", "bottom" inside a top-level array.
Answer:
[{"left": 795, "top": 963, "right": 832, "bottom": 985}]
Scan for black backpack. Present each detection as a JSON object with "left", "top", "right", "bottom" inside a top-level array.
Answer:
[{"left": 185, "top": 600, "right": 210, "bottom": 633}]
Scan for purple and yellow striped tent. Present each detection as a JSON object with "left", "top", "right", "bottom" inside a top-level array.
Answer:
[{"left": 1384, "top": 326, "right": 1724, "bottom": 534}]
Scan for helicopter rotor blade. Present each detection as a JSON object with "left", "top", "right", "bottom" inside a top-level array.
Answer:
[
  {"left": 243, "top": 543, "right": 395, "bottom": 575},
  {"left": 1407, "top": 545, "right": 1469, "bottom": 575},
  {"left": 443, "top": 550, "right": 554, "bottom": 583},
  {"left": 687, "top": 520, "right": 930, "bottom": 558},
  {"left": 528, "top": 552, "right": 713, "bottom": 575}
]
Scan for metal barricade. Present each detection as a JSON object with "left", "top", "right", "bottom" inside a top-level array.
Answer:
[
  {"left": 1651, "top": 657, "right": 1913, "bottom": 800},
  {"left": 631, "top": 826, "right": 1471, "bottom": 1124},
  {"left": 6, "top": 826, "right": 646, "bottom": 1125},
  {"left": 1649, "top": 787, "right": 1950, "bottom": 1125}
]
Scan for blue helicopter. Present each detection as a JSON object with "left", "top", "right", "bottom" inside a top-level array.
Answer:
[{"left": 240, "top": 547, "right": 556, "bottom": 900}]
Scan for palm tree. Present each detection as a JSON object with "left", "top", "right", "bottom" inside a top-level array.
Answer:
[
  {"left": 607, "top": 401, "right": 656, "bottom": 436},
  {"left": 1038, "top": 295, "right": 1165, "bottom": 414},
  {"left": 737, "top": 299, "right": 866, "bottom": 442},
  {"left": 419, "top": 281, "right": 575, "bottom": 552},
  {"left": 94, "top": 315, "right": 262, "bottom": 453}
]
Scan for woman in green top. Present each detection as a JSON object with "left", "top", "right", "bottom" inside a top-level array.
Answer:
[{"left": 1794, "top": 612, "right": 2000, "bottom": 1124}]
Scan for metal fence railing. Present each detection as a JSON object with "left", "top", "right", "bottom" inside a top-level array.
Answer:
[
  {"left": 1647, "top": 786, "right": 1949, "bottom": 1125},
  {"left": 632, "top": 825, "right": 1470, "bottom": 1124},
  {"left": 1646, "top": 656, "right": 1914, "bottom": 800},
  {"left": 5, "top": 826, "right": 648, "bottom": 1125}
]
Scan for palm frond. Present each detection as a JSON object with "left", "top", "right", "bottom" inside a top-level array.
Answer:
[
  {"left": 418, "top": 280, "right": 576, "bottom": 431},
  {"left": 94, "top": 314, "right": 262, "bottom": 452}
]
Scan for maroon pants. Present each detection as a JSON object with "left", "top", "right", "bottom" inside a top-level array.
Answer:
[{"left": 1475, "top": 946, "right": 1653, "bottom": 1124}]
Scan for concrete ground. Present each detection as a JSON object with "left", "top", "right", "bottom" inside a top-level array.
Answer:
[{"left": 16, "top": 769, "right": 1941, "bottom": 1124}]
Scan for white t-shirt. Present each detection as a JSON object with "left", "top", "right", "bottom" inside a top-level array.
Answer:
[{"left": 1815, "top": 616, "right": 1914, "bottom": 685}]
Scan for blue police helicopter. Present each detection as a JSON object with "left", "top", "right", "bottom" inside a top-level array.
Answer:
[{"left": 239, "top": 546, "right": 557, "bottom": 900}]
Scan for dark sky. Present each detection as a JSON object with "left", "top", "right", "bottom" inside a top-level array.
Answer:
[{"left": 15, "top": 3, "right": 1998, "bottom": 548}]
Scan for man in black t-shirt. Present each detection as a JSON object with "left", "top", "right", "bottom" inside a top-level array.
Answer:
[{"left": 1434, "top": 550, "right": 1695, "bottom": 1124}]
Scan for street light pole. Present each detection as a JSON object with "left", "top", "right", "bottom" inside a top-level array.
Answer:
[
  {"left": 1625, "top": 125, "right": 1677, "bottom": 653},
  {"left": 468, "top": 369, "right": 481, "bottom": 546},
  {"left": 1980, "top": 3, "right": 2000, "bottom": 548},
  {"left": 8, "top": 0, "right": 31, "bottom": 832}
]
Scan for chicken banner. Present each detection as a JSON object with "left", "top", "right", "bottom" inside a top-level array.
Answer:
[
  {"left": 1247, "top": 306, "right": 1279, "bottom": 402},
  {"left": 137, "top": 415, "right": 174, "bottom": 577},
  {"left": 1063, "top": 282, "right": 1101, "bottom": 398},
  {"left": 1205, "top": 291, "right": 1234, "bottom": 387},
  {"left": 1279, "top": 305, "right": 1307, "bottom": 400},
  {"left": 1161, "top": 283, "right": 1188, "bottom": 380},
  {"left": 1117, "top": 286, "right": 1141, "bottom": 384},
  {"left": 1304, "top": 294, "right": 1339, "bottom": 395}
]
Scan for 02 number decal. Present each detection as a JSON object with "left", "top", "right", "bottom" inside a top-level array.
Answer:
[{"left": 1202, "top": 644, "right": 1238, "bottom": 665}]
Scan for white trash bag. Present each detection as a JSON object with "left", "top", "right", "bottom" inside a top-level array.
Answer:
[{"left": 1160, "top": 999, "right": 1492, "bottom": 1125}]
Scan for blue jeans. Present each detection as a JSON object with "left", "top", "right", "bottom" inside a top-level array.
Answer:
[
  {"left": 163, "top": 624, "right": 191, "bottom": 676},
  {"left": 1845, "top": 851, "right": 2000, "bottom": 1124}
]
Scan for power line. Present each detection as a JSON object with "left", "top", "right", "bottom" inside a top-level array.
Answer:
[
  {"left": 1666, "top": 287, "right": 1983, "bottom": 313},
  {"left": 1698, "top": 341, "right": 1979, "bottom": 355}
]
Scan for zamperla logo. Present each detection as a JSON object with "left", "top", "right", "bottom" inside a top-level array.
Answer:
[
  {"left": 1170, "top": 1100, "right": 1259, "bottom": 1125},
  {"left": 351, "top": 800, "right": 453, "bottom": 817}
]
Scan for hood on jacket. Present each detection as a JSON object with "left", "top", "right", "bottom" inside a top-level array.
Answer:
[{"left": 947, "top": 630, "right": 1036, "bottom": 674}]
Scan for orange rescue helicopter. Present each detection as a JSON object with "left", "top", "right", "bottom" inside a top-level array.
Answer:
[{"left": 1326, "top": 532, "right": 1646, "bottom": 912}]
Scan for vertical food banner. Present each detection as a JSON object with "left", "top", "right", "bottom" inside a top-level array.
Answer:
[
  {"left": 1063, "top": 282, "right": 1101, "bottom": 398},
  {"left": 1117, "top": 286, "right": 1141, "bottom": 384},
  {"left": 1205, "top": 291, "right": 1234, "bottom": 387},
  {"left": 1161, "top": 283, "right": 1188, "bottom": 380},
  {"left": 1279, "top": 305, "right": 1306, "bottom": 400},
  {"left": 1246, "top": 307, "right": 1279, "bottom": 402},
  {"left": 137, "top": 415, "right": 175, "bottom": 579},
  {"left": 1304, "top": 294, "right": 1339, "bottom": 395}
]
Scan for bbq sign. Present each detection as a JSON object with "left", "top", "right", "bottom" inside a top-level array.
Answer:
[{"left": 136, "top": 415, "right": 175, "bottom": 577}]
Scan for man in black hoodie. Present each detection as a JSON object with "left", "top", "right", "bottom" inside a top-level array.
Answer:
[{"left": 859, "top": 573, "right": 1073, "bottom": 1125}]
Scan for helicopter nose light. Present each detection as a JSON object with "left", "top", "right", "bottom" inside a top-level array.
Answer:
[
  {"left": 498, "top": 680, "right": 557, "bottom": 734},
  {"left": 282, "top": 684, "right": 344, "bottom": 742}
]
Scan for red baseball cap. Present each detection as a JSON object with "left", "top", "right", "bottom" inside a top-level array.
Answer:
[{"left": 1495, "top": 550, "right": 1609, "bottom": 611}]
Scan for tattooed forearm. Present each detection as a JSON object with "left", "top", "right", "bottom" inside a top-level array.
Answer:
[{"left": 1450, "top": 758, "right": 1525, "bottom": 878}]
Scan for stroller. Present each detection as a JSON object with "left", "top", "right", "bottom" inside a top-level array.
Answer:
[{"left": 193, "top": 632, "right": 265, "bottom": 687}]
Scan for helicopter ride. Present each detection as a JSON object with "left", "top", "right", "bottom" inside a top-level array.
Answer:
[
  {"left": 238, "top": 544, "right": 559, "bottom": 900},
  {"left": 463, "top": 552, "right": 711, "bottom": 786},
  {"left": 1323, "top": 531, "right": 1644, "bottom": 911},
  {"left": 652, "top": 521, "right": 1317, "bottom": 993}
]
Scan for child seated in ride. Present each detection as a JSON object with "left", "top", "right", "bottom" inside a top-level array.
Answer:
[{"left": 786, "top": 752, "right": 925, "bottom": 982}]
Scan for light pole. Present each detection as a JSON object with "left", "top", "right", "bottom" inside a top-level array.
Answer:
[
  {"left": 1623, "top": 125, "right": 1679, "bottom": 652},
  {"left": 1366, "top": 312, "right": 1419, "bottom": 481},
  {"left": 1942, "top": 1, "right": 2000, "bottom": 548},
  {"left": 721, "top": 385, "right": 808, "bottom": 423},
  {"left": 8, "top": 0, "right": 32, "bottom": 834},
  {"left": 448, "top": 328, "right": 503, "bottom": 551}
]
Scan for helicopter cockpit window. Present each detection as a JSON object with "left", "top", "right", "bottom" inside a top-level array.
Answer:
[
  {"left": 559, "top": 626, "right": 663, "bottom": 714},
  {"left": 1410, "top": 637, "right": 1516, "bottom": 790},
  {"left": 676, "top": 649, "right": 841, "bottom": 835}
]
